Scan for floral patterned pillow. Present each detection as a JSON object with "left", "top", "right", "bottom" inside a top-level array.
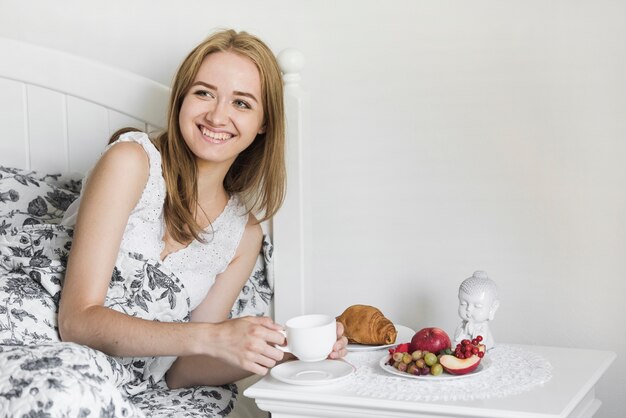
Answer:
[
  {"left": 0, "top": 165, "right": 273, "bottom": 320},
  {"left": 0, "top": 166, "right": 82, "bottom": 230}
]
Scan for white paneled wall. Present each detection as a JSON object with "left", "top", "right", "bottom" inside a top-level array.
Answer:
[
  {"left": 0, "top": 79, "right": 150, "bottom": 173},
  {"left": 27, "top": 85, "right": 69, "bottom": 172},
  {"left": 66, "top": 97, "right": 111, "bottom": 173},
  {"left": 0, "top": 36, "right": 169, "bottom": 173},
  {"left": 0, "top": 78, "right": 28, "bottom": 168}
]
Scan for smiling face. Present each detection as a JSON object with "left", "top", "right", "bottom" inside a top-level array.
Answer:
[{"left": 178, "top": 51, "right": 265, "bottom": 170}]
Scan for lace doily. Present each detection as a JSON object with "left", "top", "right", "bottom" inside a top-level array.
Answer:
[{"left": 342, "top": 344, "right": 552, "bottom": 402}]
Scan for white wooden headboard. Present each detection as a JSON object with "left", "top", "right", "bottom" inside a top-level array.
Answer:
[{"left": 0, "top": 37, "right": 308, "bottom": 324}]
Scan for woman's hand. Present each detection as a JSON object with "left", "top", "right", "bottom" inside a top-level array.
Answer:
[
  {"left": 328, "top": 321, "right": 348, "bottom": 359},
  {"left": 210, "top": 316, "right": 286, "bottom": 375},
  {"left": 166, "top": 316, "right": 286, "bottom": 388}
]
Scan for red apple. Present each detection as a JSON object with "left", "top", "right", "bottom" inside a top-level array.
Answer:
[
  {"left": 439, "top": 354, "right": 481, "bottom": 375},
  {"left": 409, "top": 327, "right": 451, "bottom": 354}
]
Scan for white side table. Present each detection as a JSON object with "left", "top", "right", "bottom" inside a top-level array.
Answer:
[{"left": 244, "top": 344, "right": 615, "bottom": 418}]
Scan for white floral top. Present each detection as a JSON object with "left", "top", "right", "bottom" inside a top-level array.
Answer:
[{"left": 62, "top": 131, "right": 249, "bottom": 310}]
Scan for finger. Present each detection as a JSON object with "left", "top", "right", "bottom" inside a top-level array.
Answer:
[
  {"left": 244, "top": 360, "right": 269, "bottom": 376},
  {"left": 246, "top": 322, "right": 285, "bottom": 345},
  {"left": 261, "top": 328, "right": 286, "bottom": 345},
  {"left": 253, "top": 349, "right": 282, "bottom": 369},
  {"left": 338, "top": 345, "right": 348, "bottom": 357},
  {"left": 328, "top": 345, "right": 348, "bottom": 359},
  {"left": 262, "top": 344, "right": 286, "bottom": 362},
  {"left": 247, "top": 328, "right": 286, "bottom": 356},
  {"left": 256, "top": 317, "right": 285, "bottom": 332},
  {"left": 240, "top": 344, "right": 282, "bottom": 374},
  {"left": 336, "top": 321, "right": 345, "bottom": 337},
  {"left": 332, "top": 336, "right": 348, "bottom": 352},
  {"left": 329, "top": 336, "right": 349, "bottom": 359},
  {"left": 269, "top": 322, "right": 285, "bottom": 331},
  {"left": 253, "top": 356, "right": 277, "bottom": 370},
  {"left": 339, "top": 335, "right": 348, "bottom": 348},
  {"left": 246, "top": 315, "right": 279, "bottom": 328}
]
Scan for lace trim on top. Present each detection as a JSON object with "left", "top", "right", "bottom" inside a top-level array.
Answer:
[
  {"left": 164, "top": 195, "right": 249, "bottom": 310},
  {"left": 113, "top": 132, "right": 167, "bottom": 261}
]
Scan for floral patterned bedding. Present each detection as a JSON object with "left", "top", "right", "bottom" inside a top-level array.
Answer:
[{"left": 0, "top": 166, "right": 273, "bottom": 417}]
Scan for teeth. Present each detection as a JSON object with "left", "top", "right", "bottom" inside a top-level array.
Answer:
[{"left": 201, "top": 126, "right": 233, "bottom": 141}]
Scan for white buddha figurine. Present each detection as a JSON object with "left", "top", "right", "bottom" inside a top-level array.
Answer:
[{"left": 454, "top": 271, "right": 500, "bottom": 349}]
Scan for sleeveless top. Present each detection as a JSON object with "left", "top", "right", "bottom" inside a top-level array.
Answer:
[{"left": 62, "top": 131, "right": 249, "bottom": 311}]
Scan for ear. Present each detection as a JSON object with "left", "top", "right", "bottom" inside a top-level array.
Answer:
[
  {"left": 488, "top": 299, "right": 500, "bottom": 320},
  {"left": 258, "top": 125, "right": 266, "bottom": 135}
]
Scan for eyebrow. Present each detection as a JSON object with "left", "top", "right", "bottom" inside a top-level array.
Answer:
[{"left": 191, "top": 81, "right": 258, "bottom": 103}]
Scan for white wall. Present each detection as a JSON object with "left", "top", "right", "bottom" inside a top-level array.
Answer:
[{"left": 1, "top": 0, "right": 624, "bottom": 416}]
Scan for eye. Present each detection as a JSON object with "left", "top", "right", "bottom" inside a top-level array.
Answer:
[
  {"left": 193, "top": 89, "right": 215, "bottom": 99},
  {"left": 233, "top": 99, "right": 252, "bottom": 109}
]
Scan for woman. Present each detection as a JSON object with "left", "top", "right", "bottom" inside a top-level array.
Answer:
[{"left": 57, "top": 28, "right": 347, "bottom": 390}]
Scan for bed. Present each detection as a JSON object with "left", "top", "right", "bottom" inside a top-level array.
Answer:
[{"left": 0, "top": 37, "right": 308, "bottom": 417}]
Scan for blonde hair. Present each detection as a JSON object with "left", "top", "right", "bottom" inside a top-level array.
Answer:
[{"left": 155, "top": 29, "right": 286, "bottom": 244}]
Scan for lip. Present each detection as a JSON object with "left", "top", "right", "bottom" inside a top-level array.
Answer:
[{"left": 198, "top": 124, "right": 235, "bottom": 144}]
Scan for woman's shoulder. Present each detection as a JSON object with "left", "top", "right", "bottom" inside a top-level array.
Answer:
[
  {"left": 105, "top": 139, "right": 148, "bottom": 158},
  {"left": 100, "top": 140, "right": 150, "bottom": 178},
  {"left": 105, "top": 131, "right": 164, "bottom": 179},
  {"left": 60, "top": 134, "right": 153, "bottom": 226},
  {"left": 84, "top": 143, "right": 149, "bottom": 206},
  {"left": 108, "top": 131, "right": 160, "bottom": 158}
]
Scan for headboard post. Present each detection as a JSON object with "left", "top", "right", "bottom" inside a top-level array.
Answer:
[{"left": 273, "top": 49, "right": 310, "bottom": 324}]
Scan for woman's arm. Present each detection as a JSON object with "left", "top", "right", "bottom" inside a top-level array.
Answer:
[
  {"left": 58, "top": 143, "right": 285, "bottom": 369},
  {"left": 166, "top": 217, "right": 348, "bottom": 388},
  {"left": 58, "top": 141, "right": 166, "bottom": 354},
  {"left": 166, "top": 217, "right": 287, "bottom": 387}
]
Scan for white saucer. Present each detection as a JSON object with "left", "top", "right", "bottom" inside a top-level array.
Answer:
[
  {"left": 347, "top": 324, "right": 415, "bottom": 352},
  {"left": 270, "top": 360, "right": 355, "bottom": 386}
]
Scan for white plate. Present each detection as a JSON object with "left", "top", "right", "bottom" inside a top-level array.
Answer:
[
  {"left": 347, "top": 324, "right": 415, "bottom": 352},
  {"left": 379, "top": 354, "right": 491, "bottom": 380},
  {"left": 270, "top": 359, "right": 355, "bottom": 386}
]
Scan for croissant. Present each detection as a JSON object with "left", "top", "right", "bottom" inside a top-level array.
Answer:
[{"left": 336, "top": 305, "right": 397, "bottom": 345}]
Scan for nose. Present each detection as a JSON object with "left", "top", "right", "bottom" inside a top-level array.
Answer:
[{"left": 206, "top": 99, "right": 229, "bottom": 126}]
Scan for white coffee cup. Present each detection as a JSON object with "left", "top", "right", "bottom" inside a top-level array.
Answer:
[{"left": 277, "top": 314, "right": 336, "bottom": 362}]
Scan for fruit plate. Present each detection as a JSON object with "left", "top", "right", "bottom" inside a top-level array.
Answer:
[
  {"left": 347, "top": 324, "right": 415, "bottom": 352},
  {"left": 378, "top": 354, "right": 491, "bottom": 380}
]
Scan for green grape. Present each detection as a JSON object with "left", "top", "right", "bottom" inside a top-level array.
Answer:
[
  {"left": 431, "top": 363, "right": 443, "bottom": 376},
  {"left": 424, "top": 352, "right": 438, "bottom": 366}
]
